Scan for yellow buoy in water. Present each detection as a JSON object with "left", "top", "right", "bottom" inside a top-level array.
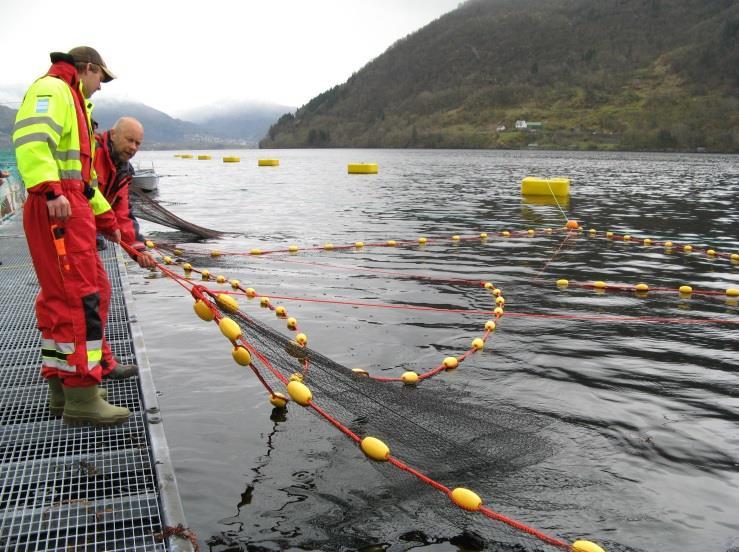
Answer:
[
  {"left": 495, "top": 296, "right": 505, "bottom": 306},
  {"left": 260, "top": 297, "right": 270, "bottom": 307},
  {"left": 258, "top": 159, "right": 279, "bottom": 166},
  {"left": 180, "top": 154, "right": 193, "bottom": 159},
  {"left": 557, "top": 279, "right": 569, "bottom": 287},
  {"left": 163, "top": 256, "right": 173, "bottom": 265},
  {"left": 197, "top": 154, "right": 212, "bottom": 160},
  {"left": 731, "top": 253, "right": 739, "bottom": 262},
  {"left": 324, "top": 243, "right": 334, "bottom": 250},
  {"left": 706, "top": 249, "right": 716, "bottom": 256},
  {"left": 216, "top": 293, "right": 239, "bottom": 313},
  {"left": 484, "top": 320, "right": 496, "bottom": 331},
  {"left": 386, "top": 240, "right": 397, "bottom": 247},
  {"left": 245, "top": 288, "right": 257, "bottom": 298},
  {"left": 683, "top": 245, "right": 693, "bottom": 252},
  {"left": 250, "top": 248, "right": 262, "bottom": 255},
  {"left": 275, "top": 305, "right": 287, "bottom": 317},
  {"left": 493, "top": 306, "right": 504, "bottom": 317},
  {"left": 643, "top": 238, "right": 652, "bottom": 245},
  {"left": 348, "top": 163, "right": 378, "bottom": 174},
  {"left": 287, "top": 380, "right": 312, "bottom": 406},
  {"left": 288, "top": 245, "right": 299, "bottom": 253},
  {"left": 451, "top": 235, "right": 461, "bottom": 241},
  {"left": 593, "top": 281, "right": 607, "bottom": 289},
  {"left": 521, "top": 176, "right": 570, "bottom": 197},
  {"left": 270, "top": 392, "right": 288, "bottom": 408},
  {"left": 502, "top": 230, "right": 511, "bottom": 237},
  {"left": 193, "top": 300, "right": 214, "bottom": 321},
  {"left": 230, "top": 279, "right": 240, "bottom": 289},
  {"left": 295, "top": 333, "right": 308, "bottom": 346},
  {"left": 201, "top": 270, "right": 210, "bottom": 280},
  {"left": 355, "top": 241, "right": 364, "bottom": 248},
  {"left": 401, "top": 371, "right": 419, "bottom": 385},
  {"left": 678, "top": 285, "right": 693, "bottom": 294},
  {"left": 634, "top": 283, "right": 649, "bottom": 292},
  {"left": 726, "top": 288, "right": 739, "bottom": 297},
  {"left": 286, "top": 317, "right": 298, "bottom": 330},
  {"left": 443, "top": 357, "right": 459, "bottom": 370},
  {"left": 223, "top": 156, "right": 240, "bottom": 163},
  {"left": 418, "top": 237, "right": 427, "bottom": 244},
  {"left": 606, "top": 231, "right": 614, "bottom": 239},
  {"left": 352, "top": 368, "right": 369, "bottom": 376},
  {"left": 480, "top": 232, "right": 488, "bottom": 239},
  {"left": 232, "top": 346, "right": 252, "bottom": 366},
  {"left": 216, "top": 275, "right": 226, "bottom": 284},
  {"left": 484, "top": 282, "right": 494, "bottom": 290},
  {"left": 571, "top": 540, "right": 606, "bottom": 552},
  {"left": 360, "top": 436, "right": 390, "bottom": 461},
  {"left": 664, "top": 241, "right": 673, "bottom": 248},
  {"left": 623, "top": 234, "right": 631, "bottom": 241},
  {"left": 471, "top": 338, "right": 484, "bottom": 350},
  {"left": 183, "top": 263, "right": 192, "bottom": 272},
  {"left": 449, "top": 487, "right": 482, "bottom": 511}
]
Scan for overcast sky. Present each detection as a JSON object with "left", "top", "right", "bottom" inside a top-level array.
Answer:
[{"left": 0, "top": 0, "right": 461, "bottom": 117}]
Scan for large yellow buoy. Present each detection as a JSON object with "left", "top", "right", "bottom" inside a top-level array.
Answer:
[
  {"left": 348, "top": 163, "right": 378, "bottom": 174},
  {"left": 484, "top": 320, "right": 496, "bottom": 331},
  {"left": 286, "top": 317, "right": 298, "bottom": 330},
  {"left": 295, "top": 333, "right": 308, "bottom": 346},
  {"left": 557, "top": 279, "right": 569, "bottom": 288},
  {"left": 726, "top": 288, "right": 739, "bottom": 297},
  {"left": 219, "top": 317, "right": 242, "bottom": 340},
  {"left": 232, "top": 346, "right": 252, "bottom": 366},
  {"left": 521, "top": 176, "right": 570, "bottom": 197},
  {"left": 471, "top": 338, "right": 484, "bottom": 350},
  {"left": 245, "top": 287, "right": 257, "bottom": 298},
  {"left": 571, "top": 540, "right": 606, "bottom": 552},
  {"left": 216, "top": 293, "right": 239, "bottom": 313},
  {"left": 287, "top": 380, "right": 312, "bottom": 406},
  {"left": 275, "top": 305, "right": 287, "bottom": 317},
  {"left": 678, "top": 285, "right": 693, "bottom": 294},
  {"left": 258, "top": 159, "right": 279, "bottom": 166},
  {"left": 193, "top": 300, "right": 214, "bottom": 321},
  {"left": 731, "top": 253, "right": 739, "bottom": 262},
  {"left": 360, "top": 436, "right": 390, "bottom": 461},
  {"left": 449, "top": 487, "right": 482, "bottom": 511},
  {"left": 634, "top": 283, "right": 649, "bottom": 292},
  {"left": 230, "top": 279, "right": 240, "bottom": 289}
]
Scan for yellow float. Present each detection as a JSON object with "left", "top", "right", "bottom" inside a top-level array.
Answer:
[
  {"left": 348, "top": 163, "right": 378, "bottom": 174},
  {"left": 223, "top": 156, "right": 240, "bottom": 163},
  {"left": 521, "top": 176, "right": 570, "bottom": 197},
  {"left": 258, "top": 159, "right": 279, "bottom": 166}
]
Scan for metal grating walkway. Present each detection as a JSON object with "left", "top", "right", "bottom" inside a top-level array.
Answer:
[{"left": 0, "top": 214, "right": 193, "bottom": 551}]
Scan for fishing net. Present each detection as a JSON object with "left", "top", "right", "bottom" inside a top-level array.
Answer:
[
  {"left": 142, "top": 236, "right": 641, "bottom": 552},
  {"left": 129, "top": 186, "right": 223, "bottom": 239}
]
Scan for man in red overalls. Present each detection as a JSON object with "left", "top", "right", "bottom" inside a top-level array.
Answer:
[{"left": 13, "top": 46, "right": 131, "bottom": 426}]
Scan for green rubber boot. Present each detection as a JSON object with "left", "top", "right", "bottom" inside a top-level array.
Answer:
[
  {"left": 48, "top": 378, "right": 107, "bottom": 417},
  {"left": 62, "top": 384, "right": 131, "bottom": 426}
]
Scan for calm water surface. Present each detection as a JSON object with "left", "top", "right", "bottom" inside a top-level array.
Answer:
[{"left": 130, "top": 149, "right": 739, "bottom": 552}]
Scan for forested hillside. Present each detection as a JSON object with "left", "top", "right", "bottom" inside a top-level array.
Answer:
[{"left": 261, "top": 0, "right": 739, "bottom": 152}]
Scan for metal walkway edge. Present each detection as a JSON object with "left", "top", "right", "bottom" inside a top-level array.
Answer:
[{"left": 0, "top": 214, "right": 193, "bottom": 552}]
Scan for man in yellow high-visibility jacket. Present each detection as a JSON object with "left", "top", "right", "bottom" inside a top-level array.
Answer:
[{"left": 13, "top": 46, "right": 130, "bottom": 426}]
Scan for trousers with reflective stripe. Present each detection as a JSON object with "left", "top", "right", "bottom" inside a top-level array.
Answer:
[{"left": 25, "top": 181, "right": 108, "bottom": 386}]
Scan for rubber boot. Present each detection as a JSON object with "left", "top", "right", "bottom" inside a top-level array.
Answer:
[
  {"left": 48, "top": 377, "right": 107, "bottom": 417},
  {"left": 104, "top": 363, "right": 138, "bottom": 380},
  {"left": 62, "top": 384, "right": 131, "bottom": 426}
]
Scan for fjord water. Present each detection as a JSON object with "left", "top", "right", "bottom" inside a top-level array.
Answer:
[{"left": 131, "top": 149, "right": 739, "bottom": 552}]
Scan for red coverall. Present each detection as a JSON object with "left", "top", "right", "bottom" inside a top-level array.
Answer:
[
  {"left": 93, "top": 131, "right": 146, "bottom": 374},
  {"left": 16, "top": 61, "right": 118, "bottom": 387}
]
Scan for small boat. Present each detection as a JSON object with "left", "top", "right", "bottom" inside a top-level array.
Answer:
[{"left": 132, "top": 167, "right": 159, "bottom": 192}]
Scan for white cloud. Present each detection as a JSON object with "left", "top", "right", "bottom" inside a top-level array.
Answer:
[{"left": 0, "top": 0, "right": 461, "bottom": 116}]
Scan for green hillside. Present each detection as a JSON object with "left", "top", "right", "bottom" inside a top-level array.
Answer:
[{"left": 261, "top": 0, "right": 739, "bottom": 152}]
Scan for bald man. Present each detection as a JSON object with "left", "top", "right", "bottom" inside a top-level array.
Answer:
[{"left": 93, "top": 117, "right": 156, "bottom": 380}]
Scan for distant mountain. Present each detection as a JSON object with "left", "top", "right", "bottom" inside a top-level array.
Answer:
[
  {"left": 261, "top": 0, "right": 739, "bottom": 152},
  {"left": 93, "top": 99, "right": 225, "bottom": 149},
  {"left": 178, "top": 100, "right": 294, "bottom": 144},
  {"left": 0, "top": 96, "right": 288, "bottom": 150}
]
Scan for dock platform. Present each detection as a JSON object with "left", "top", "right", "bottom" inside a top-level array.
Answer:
[{"left": 0, "top": 214, "right": 193, "bottom": 551}]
